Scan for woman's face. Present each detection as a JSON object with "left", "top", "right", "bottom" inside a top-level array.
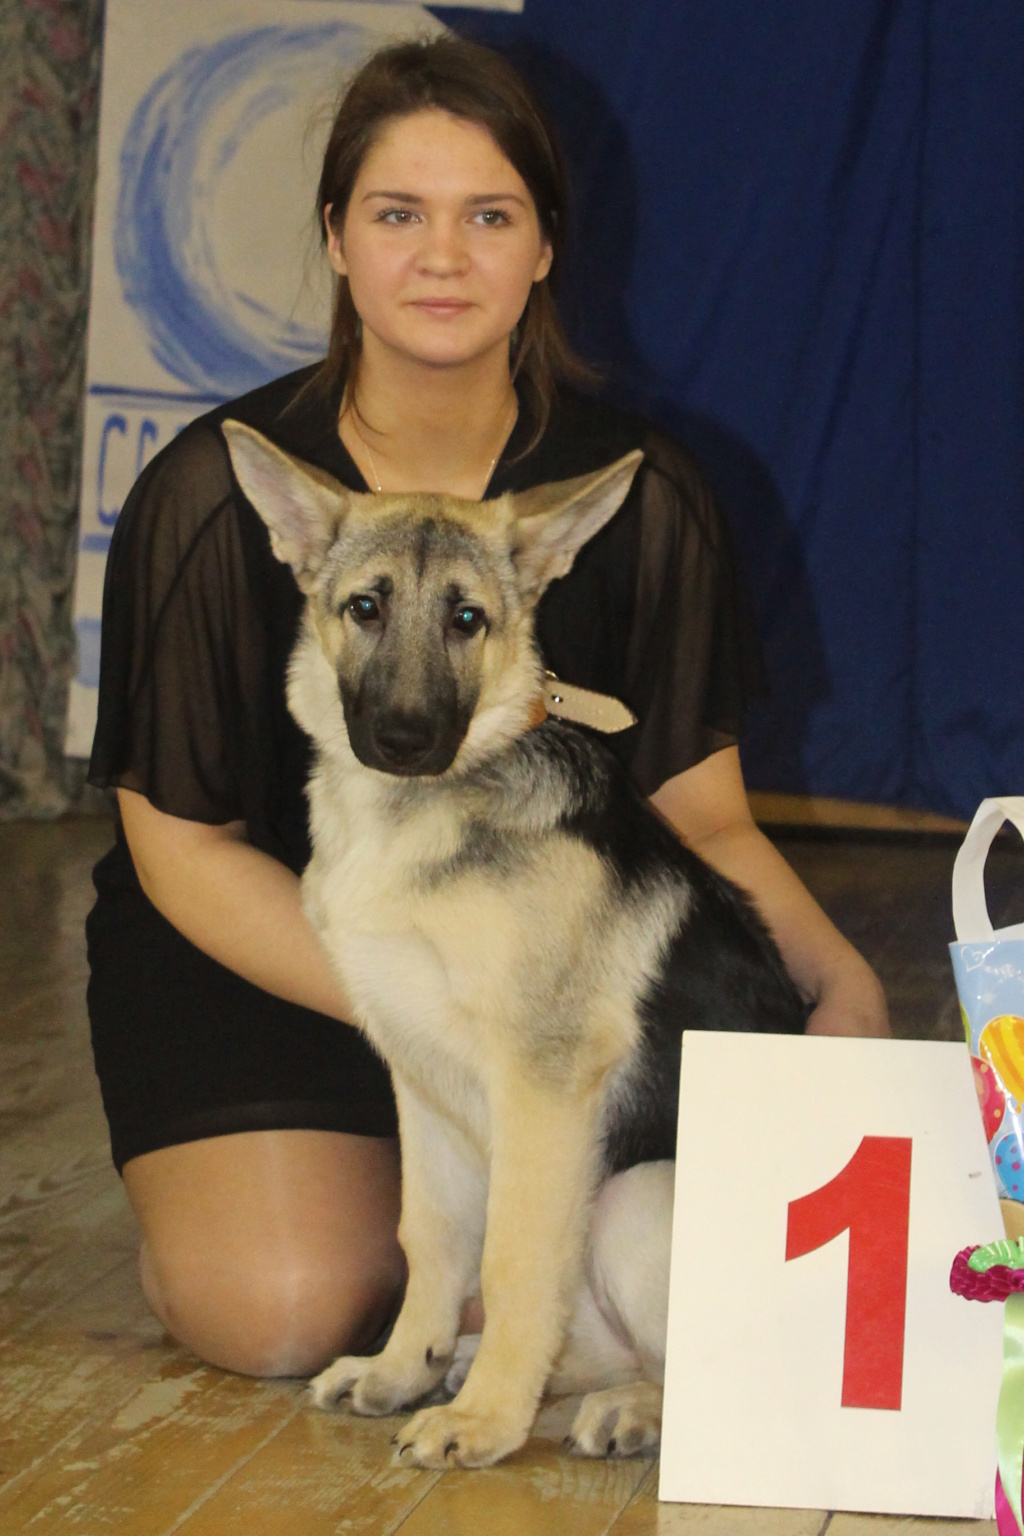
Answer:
[{"left": 327, "top": 108, "right": 553, "bottom": 373}]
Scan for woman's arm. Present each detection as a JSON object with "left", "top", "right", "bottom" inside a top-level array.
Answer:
[
  {"left": 649, "top": 748, "right": 890, "bottom": 1038},
  {"left": 118, "top": 787, "right": 356, "bottom": 1022}
]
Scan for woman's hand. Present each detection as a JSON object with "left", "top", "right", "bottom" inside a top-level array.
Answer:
[
  {"left": 117, "top": 788, "right": 356, "bottom": 1022},
  {"left": 649, "top": 748, "right": 891, "bottom": 1039},
  {"left": 800, "top": 956, "right": 890, "bottom": 1037}
]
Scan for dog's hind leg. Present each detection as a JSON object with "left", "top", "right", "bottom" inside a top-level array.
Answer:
[
  {"left": 310, "top": 1080, "right": 485, "bottom": 1416},
  {"left": 558, "top": 1160, "right": 674, "bottom": 1457},
  {"left": 444, "top": 1154, "right": 673, "bottom": 1405},
  {"left": 565, "top": 1379, "right": 663, "bottom": 1458}
]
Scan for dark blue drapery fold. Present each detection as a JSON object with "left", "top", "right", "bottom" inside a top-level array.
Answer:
[{"left": 435, "top": 0, "right": 1024, "bottom": 818}]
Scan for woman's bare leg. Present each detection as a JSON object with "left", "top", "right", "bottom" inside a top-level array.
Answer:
[{"left": 123, "top": 1129, "right": 404, "bottom": 1377}]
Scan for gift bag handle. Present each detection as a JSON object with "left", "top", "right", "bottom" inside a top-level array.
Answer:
[{"left": 952, "top": 797, "right": 1024, "bottom": 942}]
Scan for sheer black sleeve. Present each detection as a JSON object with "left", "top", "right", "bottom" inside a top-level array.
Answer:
[
  {"left": 620, "top": 430, "right": 766, "bottom": 796},
  {"left": 533, "top": 418, "right": 766, "bottom": 800},
  {"left": 88, "top": 421, "right": 282, "bottom": 826}
]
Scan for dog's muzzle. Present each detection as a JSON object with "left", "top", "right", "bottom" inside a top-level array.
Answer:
[{"left": 347, "top": 705, "right": 464, "bottom": 777}]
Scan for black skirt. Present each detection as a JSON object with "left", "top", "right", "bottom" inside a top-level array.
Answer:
[{"left": 86, "top": 836, "right": 398, "bottom": 1173}]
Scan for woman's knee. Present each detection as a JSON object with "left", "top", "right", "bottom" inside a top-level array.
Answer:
[
  {"left": 122, "top": 1129, "right": 405, "bottom": 1375},
  {"left": 139, "top": 1236, "right": 403, "bottom": 1377}
]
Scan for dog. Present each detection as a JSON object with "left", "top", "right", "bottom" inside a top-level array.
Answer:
[{"left": 222, "top": 419, "right": 806, "bottom": 1469}]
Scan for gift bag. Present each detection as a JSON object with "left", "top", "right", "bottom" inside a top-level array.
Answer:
[
  {"left": 950, "top": 800, "right": 1024, "bottom": 1535},
  {"left": 951, "top": 798, "right": 1024, "bottom": 1227}
]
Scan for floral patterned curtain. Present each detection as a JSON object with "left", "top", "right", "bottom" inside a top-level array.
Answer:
[{"left": 0, "top": 0, "right": 103, "bottom": 818}]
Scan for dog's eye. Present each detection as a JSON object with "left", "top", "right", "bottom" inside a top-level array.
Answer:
[
  {"left": 450, "top": 605, "right": 485, "bottom": 637},
  {"left": 348, "top": 594, "right": 381, "bottom": 624}
]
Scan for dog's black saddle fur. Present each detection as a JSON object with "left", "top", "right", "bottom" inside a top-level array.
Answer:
[{"left": 467, "top": 717, "right": 807, "bottom": 1176}]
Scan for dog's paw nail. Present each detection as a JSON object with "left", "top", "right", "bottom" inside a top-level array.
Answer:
[{"left": 444, "top": 1438, "right": 460, "bottom": 1459}]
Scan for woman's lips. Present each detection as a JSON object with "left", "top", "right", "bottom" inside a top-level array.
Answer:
[{"left": 410, "top": 299, "right": 473, "bottom": 316}]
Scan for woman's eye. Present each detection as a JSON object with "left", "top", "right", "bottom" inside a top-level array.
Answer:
[
  {"left": 475, "top": 209, "right": 511, "bottom": 227},
  {"left": 377, "top": 207, "right": 417, "bottom": 225},
  {"left": 348, "top": 594, "right": 381, "bottom": 623},
  {"left": 450, "top": 606, "right": 485, "bottom": 637}
]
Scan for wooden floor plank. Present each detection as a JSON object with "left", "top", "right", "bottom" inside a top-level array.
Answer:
[
  {"left": 617, "top": 1471, "right": 997, "bottom": 1535},
  {"left": 1, "top": 1144, "right": 124, "bottom": 1242},
  {"left": 0, "top": 979, "right": 97, "bottom": 1087},
  {"left": 0, "top": 1000, "right": 112, "bottom": 1179},
  {"left": 0, "top": 1116, "right": 112, "bottom": 1200},
  {"left": 0, "top": 1171, "right": 135, "bottom": 1342},
  {"left": 0, "top": 819, "right": 113, "bottom": 1017},
  {"left": 828, "top": 1516, "right": 997, "bottom": 1535},
  {"left": 174, "top": 1394, "right": 651, "bottom": 1536},
  {"left": 383, "top": 1398, "right": 650, "bottom": 1536},
  {"left": 610, "top": 1465, "right": 829, "bottom": 1536},
  {"left": 0, "top": 962, "right": 134, "bottom": 1340},
  {"left": 0, "top": 1261, "right": 309, "bottom": 1534},
  {"left": 168, "top": 1407, "right": 442, "bottom": 1536},
  {"left": 0, "top": 1371, "right": 304, "bottom": 1535},
  {"left": 0, "top": 1260, "right": 165, "bottom": 1501}
]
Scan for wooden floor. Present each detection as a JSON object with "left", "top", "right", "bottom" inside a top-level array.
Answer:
[{"left": 2, "top": 814, "right": 1021, "bottom": 1535}]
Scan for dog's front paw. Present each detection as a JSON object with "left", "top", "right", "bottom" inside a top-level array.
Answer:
[
  {"left": 566, "top": 1382, "right": 662, "bottom": 1458},
  {"left": 310, "top": 1351, "right": 440, "bottom": 1417},
  {"left": 309, "top": 1354, "right": 380, "bottom": 1413},
  {"left": 394, "top": 1401, "right": 529, "bottom": 1469}
]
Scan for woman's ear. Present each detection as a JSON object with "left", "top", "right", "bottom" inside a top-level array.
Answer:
[
  {"left": 324, "top": 204, "right": 347, "bottom": 277},
  {"left": 533, "top": 239, "right": 553, "bottom": 284}
]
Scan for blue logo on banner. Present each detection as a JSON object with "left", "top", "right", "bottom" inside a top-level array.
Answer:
[{"left": 75, "top": 618, "right": 104, "bottom": 689}]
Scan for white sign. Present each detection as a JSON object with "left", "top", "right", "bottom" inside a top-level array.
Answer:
[
  {"left": 661, "top": 1034, "right": 1004, "bottom": 1519},
  {"left": 68, "top": 0, "right": 522, "bottom": 758}
]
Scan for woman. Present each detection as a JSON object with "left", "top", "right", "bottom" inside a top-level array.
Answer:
[{"left": 87, "top": 36, "right": 888, "bottom": 1381}]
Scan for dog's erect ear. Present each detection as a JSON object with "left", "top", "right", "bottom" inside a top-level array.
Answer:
[
  {"left": 509, "top": 450, "right": 644, "bottom": 600},
  {"left": 222, "top": 420, "right": 354, "bottom": 590}
]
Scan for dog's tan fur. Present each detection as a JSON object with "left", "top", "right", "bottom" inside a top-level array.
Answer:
[{"left": 222, "top": 421, "right": 680, "bottom": 1467}]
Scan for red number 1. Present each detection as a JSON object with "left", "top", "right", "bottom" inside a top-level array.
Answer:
[{"left": 786, "top": 1136, "right": 912, "bottom": 1411}]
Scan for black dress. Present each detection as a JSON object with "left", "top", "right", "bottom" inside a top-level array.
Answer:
[{"left": 86, "top": 366, "right": 765, "bottom": 1172}]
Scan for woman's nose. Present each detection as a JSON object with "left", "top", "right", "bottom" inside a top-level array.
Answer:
[{"left": 415, "top": 219, "right": 470, "bottom": 276}]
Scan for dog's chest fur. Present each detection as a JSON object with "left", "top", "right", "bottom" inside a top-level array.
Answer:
[{"left": 298, "top": 722, "right": 679, "bottom": 1156}]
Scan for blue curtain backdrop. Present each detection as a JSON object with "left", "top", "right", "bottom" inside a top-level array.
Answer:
[{"left": 434, "top": 1, "right": 1024, "bottom": 821}]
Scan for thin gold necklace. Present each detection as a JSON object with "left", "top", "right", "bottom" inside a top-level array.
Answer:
[{"left": 348, "top": 398, "right": 517, "bottom": 496}]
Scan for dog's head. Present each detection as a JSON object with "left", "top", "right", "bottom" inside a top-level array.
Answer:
[{"left": 222, "top": 420, "right": 642, "bottom": 778}]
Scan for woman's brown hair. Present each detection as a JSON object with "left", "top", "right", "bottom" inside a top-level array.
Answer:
[{"left": 312, "top": 34, "right": 595, "bottom": 450}]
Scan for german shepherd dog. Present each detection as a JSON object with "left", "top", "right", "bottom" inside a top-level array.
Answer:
[{"left": 222, "top": 420, "right": 805, "bottom": 1469}]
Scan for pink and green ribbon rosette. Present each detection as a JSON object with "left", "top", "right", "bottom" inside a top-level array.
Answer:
[{"left": 951, "top": 1237, "right": 1024, "bottom": 1535}]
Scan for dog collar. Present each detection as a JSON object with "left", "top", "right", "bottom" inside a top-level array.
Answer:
[{"left": 530, "top": 673, "right": 638, "bottom": 735}]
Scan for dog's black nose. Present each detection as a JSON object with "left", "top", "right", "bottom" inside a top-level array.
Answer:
[{"left": 373, "top": 711, "right": 437, "bottom": 767}]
